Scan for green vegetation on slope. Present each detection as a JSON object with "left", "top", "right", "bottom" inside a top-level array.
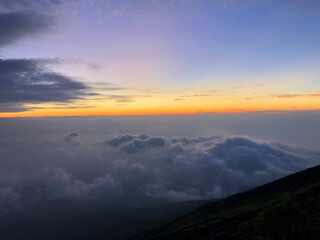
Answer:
[{"left": 136, "top": 165, "right": 320, "bottom": 240}]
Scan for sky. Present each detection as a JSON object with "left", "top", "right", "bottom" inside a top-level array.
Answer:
[
  {"left": 0, "top": 0, "right": 320, "bottom": 117},
  {"left": 1, "top": 2, "right": 320, "bottom": 237}
]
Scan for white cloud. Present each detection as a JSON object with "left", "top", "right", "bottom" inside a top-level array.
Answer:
[{"left": 0, "top": 131, "right": 319, "bottom": 215}]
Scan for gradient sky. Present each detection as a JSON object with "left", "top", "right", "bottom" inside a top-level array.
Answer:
[{"left": 1, "top": 0, "right": 320, "bottom": 117}]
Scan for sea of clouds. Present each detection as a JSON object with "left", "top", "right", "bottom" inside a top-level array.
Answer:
[{"left": 0, "top": 117, "right": 319, "bottom": 215}]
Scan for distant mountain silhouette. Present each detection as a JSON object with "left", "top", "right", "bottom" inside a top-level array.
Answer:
[{"left": 136, "top": 165, "right": 320, "bottom": 240}]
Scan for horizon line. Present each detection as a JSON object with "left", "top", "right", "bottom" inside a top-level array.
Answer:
[{"left": 1, "top": 109, "right": 320, "bottom": 118}]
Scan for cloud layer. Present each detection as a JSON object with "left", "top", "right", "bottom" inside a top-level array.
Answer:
[{"left": 0, "top": 129, "right": 319, "bottom": 215}]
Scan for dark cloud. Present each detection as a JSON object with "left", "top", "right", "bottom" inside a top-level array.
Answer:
[
  {"left": 0, "top": 58, "right": 92, "bottom": 112},
  {"left": 64, "top": 131, "right": 80, "bottom": 142},
  {"left": 0, "top": 5, "right": 92, "bottom": 113},
  {"left": 0, "top": 11, "right": 55, "bottom": 48},
  {"left": 0, "top": 7, "right": 137, "bottom": 112},
  {"left": 0, "top": 103, "right": 34, "bottom": 112},
  {"left": 0, "top": 0, "right": 61, "bottom": 11}
]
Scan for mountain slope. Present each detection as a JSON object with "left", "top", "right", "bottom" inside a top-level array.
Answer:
[
  {"left": 0, "top": 199, "right": 210, "bottom": 240},
  {"left": 136, "top": 165, "right": 320, "bottom": 240}
]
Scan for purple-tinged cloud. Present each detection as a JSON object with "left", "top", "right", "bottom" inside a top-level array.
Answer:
[
  {"left": 0, "top": 59, "right": 93, "bottom": 112},
  {"left": 1, "top": 131, "right": 319, "bottom": 215}
]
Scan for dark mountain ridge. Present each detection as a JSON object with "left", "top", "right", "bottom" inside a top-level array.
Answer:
[{"left": 136, "top": 164, "right": 320, "bottom": 240}]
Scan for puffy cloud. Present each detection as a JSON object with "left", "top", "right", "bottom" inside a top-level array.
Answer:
[
  {"left": 1, "top": 130, "right": 319, "bottom": 216},
  {"left": 0, "top": 122, "right": 319, "bottom": 216},
  {"left": 104, "top": 134, "right": 166, "bottom": 154},
  {"left": 120, "top": 137, "right": 166, "bottom": 154},
  {"left": 104, "top": 134, "right": 148, "bottom": 147},
  {"left": 99, "top": 134, "right": 320, "bottom": 202}
]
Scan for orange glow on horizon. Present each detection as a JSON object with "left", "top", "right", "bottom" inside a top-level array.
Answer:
[
  {"left": 1, "top": 106, "right": 320, "bottom": 118},
  {"left": 1, "top": 89, "right": 320, "bottom": 118}
]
